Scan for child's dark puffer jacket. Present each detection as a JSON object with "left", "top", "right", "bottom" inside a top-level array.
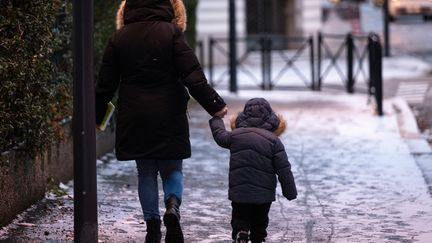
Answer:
[{"left": 209, "top": 98, "right": 297, "bottom": 204}]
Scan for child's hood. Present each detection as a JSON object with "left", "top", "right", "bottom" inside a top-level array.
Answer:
[{"left": 232, "top": 98, "right": 286, "bottom": 136}]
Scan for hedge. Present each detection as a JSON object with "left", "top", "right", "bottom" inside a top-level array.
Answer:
[
  {"left": 184, "top": 0, "right": 198, "bottom": 50},
  {"left": 94, "top": 0, "right": 120, "bottom": 72},
  {"left": 0, "top": 0, "right": 198, "bottom": 159},
  {"left": 0, "top": 0, "right": 72, "bottom": 157}
]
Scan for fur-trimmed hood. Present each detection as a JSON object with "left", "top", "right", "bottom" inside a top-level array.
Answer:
[
  {"left": 116, "top": 0, "right": 187, "bottom": 31},
  {"left": 230, "top": 98, "right": 286, "bottom": 136}
]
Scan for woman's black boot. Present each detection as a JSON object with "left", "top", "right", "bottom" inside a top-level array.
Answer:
[
  {"left": 145, "top": 218, "right": 161, "bottom": 243},
  {"left": 163, "top": 196, "right": 184, "bottom": 243}
]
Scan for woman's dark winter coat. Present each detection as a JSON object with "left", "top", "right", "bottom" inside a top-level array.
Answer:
[
  {"left": 209, "top": 98, "right": 297, "bottom": 204},
  {"left": 96, "top": 0, "right": 226, "bottom": 160}
]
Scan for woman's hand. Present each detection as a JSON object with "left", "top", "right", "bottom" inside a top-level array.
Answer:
[{"left": 214, "top": 106, "right": 228, "bottom": 118}]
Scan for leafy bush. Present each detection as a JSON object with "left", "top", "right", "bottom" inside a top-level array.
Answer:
[
  {"left": 0, "top": 0, "right": 72, "bottom": 156},
  {"left": 184, "top": 0, "right": 198, "bottom": 50},
  {"left": 0, "top": 0, "right": 197, "bottom": 157},
  {"left": 94, "top": 0, "right": 121, "bottom": 71}
]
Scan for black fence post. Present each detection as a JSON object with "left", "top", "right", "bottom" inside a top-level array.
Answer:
[
  {"left": 346, "top": 33, "right": 355, "bottom": 93},
  {"left": 317, "top": 32, "right": 322, "bottom": 91},
  {"left": 208, "top": 37, "right": 214, "bottom": 86},
  {"left": 72, "top": 0, "right": 98, "bottom": 242},
  {"left": 309, "top": 36, "right": 315, "bottom": 90},
  {"left": 266, "top": 37, "right": 272, "bottom": 90},
  {"left": 368, "top": 36, "right": 374, "bottom": 97},
  {"left": 197, "top": 40, "right": 204, "bottom": 68},
  {"left": 229, "top": 0, "right": 238, "bottom": 93},
  {"left": 261, "top": 37, "right": 272, "bottom": 90},
  {"left": 260, "top": 36, "right": 266, "bottom": 90},
  {"left": 368, "top": 33, "right": 384, "bottom": 116}
]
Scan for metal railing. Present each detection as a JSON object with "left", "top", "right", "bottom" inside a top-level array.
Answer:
[
  {"left": 268, "top": 36, "right": 315, "bottom": 90},
  {"left": 208, "top": 36, "right": 262, "bottom": 89},
  {"left": 205, "top": 32, "right": 383, "bottom": 115},
  {"left": 317, "top": 32, "right": 382, "bottom": 115},
  {"left": 208, "top": 35, "right": 314, "bottom": 90},
  {"left": 317, "top": 32, "right": 369, "bottom": 93}
]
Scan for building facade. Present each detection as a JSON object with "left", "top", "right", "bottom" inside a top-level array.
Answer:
[
  {"left": 196, "top": 0, "right": 322, "bottom": 50},
  {"left": 196, "top": 0, "right": 322, "bottom": 65}
]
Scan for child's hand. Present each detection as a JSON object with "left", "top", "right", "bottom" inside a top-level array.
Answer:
[{"left": 214, "top": 106, "right": 228, "bottom": 118}]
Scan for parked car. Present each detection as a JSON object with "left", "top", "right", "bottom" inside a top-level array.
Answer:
[{"left": 387, "top": 0, "right": 432, "bottom": 21}]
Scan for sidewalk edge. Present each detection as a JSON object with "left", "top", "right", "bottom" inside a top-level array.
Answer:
[{"left": 392, "top": 97, "right": 420, "bottom": 139}]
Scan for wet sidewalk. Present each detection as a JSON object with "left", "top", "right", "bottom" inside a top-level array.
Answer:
[{"left": 1, "top": 91, "right": 432, "bottom": 242}]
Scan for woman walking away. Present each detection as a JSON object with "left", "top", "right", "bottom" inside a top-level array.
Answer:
[
  {"left": 95, "top": 0, "right": 228, "bottom": 242},
  {"left": 209, "top": 98, "right": 297, "bottom": 243}
]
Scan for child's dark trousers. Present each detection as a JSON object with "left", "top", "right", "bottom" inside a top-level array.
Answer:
[{"left": 231, "top": 202, "right": 272, "bottom": 242}]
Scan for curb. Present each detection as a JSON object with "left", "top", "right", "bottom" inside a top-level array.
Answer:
[
  {"left": 392, "top": 97, "right": 421, "bottom": 139},
  {"left": 392, "top": 97, "right": 432, "bottom": 154}
]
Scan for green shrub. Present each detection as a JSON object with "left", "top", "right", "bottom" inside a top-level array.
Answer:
[
  {"left": 94, "top": 0, "right": 121, "bottom": 72},
  {"left": 0, "top": 0, "right": 72, "bottom": 156},
  {"left": 0, "top": 0, "right": 197, "bottom": 157},
  {"left": 184, "top": 0, "right": 198, "bottom": 50}
]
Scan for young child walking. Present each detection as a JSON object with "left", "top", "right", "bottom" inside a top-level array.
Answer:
[{"left": 209, "top": 98, "right": 297, "bottom": 243}]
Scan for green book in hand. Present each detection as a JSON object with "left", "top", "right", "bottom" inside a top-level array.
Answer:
[{"left": 98, "top": 101, "right": 115, "bottom": 131}]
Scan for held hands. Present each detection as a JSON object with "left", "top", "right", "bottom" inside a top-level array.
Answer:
[{"left": 214, "top": 106, "right": 228, "bottom": 118}]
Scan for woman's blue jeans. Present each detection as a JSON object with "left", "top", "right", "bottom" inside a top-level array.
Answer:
[{"left": 136, "top": 159, "right": 183, "bottom": 221}]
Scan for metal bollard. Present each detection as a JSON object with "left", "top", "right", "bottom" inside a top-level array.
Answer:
[{"left": 368, "top": 33, "right": 384, "bottom": 116}]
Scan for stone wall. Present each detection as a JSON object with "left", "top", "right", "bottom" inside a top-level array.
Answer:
[{"left": 0, "top": 124, "right": 115, "bottom": 227}]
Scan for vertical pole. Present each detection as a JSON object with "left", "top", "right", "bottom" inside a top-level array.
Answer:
[
  {"left": 368, "top": 33, "right": 384, "bottom": 116},
  {"left": 208, "top": 37, "right": 214, "bottom": 86},
  {"left": 383, "top": 0, "right": 390, "bottom": 57},
  {"left": 374, "top": 35, "right": 384, "bottom": 116},
  {"left": 309, "top": 36, "right": 315, "bottom": 90},
  {"left": 317, "top": 32, "right": 322, "bottom": 91},
  {"left": 260, "top": 37, "right": 266, "bottom": 90},
  {"left": 260, "top": 37, "right": 271, "bottom": 90},
  {"left": 257, "top": 0, "right": 265, "bottom": 34},
  {"left": 198, "top": 40, "right": 204, "bottom": 69},
  {"left": 229, "top": 0, "right": 238, "bottom": 92},
  {"left": 266, "top": 38, "right": 272, "bottom": 90},
  {"left": 346, "top": 33, "right": 355, "bottom": 93},
  {"left": 72, "top": 0, "right": 98, "bottom": 242},
  {"left": 368, "top": 35, "right": 374, "bottom": 96}
]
